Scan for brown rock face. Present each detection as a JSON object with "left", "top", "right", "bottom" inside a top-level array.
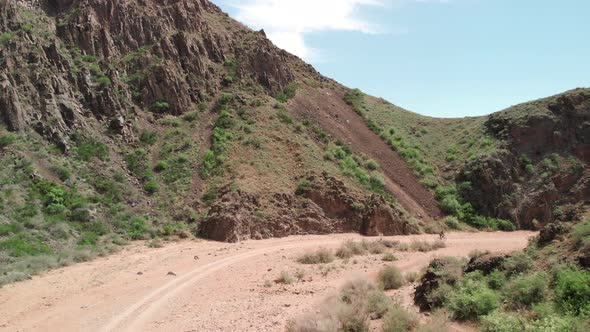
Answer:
[
  {"left": 0, "top": 0, "right": 299, "bottom": 145},
  {"left": 200, "top": 173, "right": 412, "bottom": 242},
  {"left": 458, "top": 89, "right": 590, "bottom": 228}
]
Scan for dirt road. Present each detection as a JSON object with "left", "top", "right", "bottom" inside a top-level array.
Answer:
[{"left": 0, "top": 232, "right": 534, "bottom": 332}]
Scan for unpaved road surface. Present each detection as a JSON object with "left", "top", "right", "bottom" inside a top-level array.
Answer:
[{"left": 0, "top": 231, "right": 534, "bottom": 332}]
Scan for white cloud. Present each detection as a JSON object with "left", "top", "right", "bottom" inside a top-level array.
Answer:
[{"left": 228, "top": 0, "right": 388, "bottom": 61}]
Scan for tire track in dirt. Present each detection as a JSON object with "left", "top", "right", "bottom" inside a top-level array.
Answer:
[
  {"left": 102, "top": 239, "right": 345, "bottom": 332},
  {"left": 289, "top": 86, "right": 442, "bottom": 221},
  {"left": 0, "top": 232, "right": 534, "bottom": 332}
]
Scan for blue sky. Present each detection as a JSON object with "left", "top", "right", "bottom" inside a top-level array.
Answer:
[{"left": 215, "top": 0, "right": 590, "bottom": 118}]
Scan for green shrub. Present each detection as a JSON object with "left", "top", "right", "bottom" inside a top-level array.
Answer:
[
  {"left": 444, "top": 216, "right": 461, "bottom": 230},
  {"left": 382, "top": 304, "right": 418, "bottom": 332},
  {"left": 154, "top": 160, "right": 168, "bottom": 172},
  {"left": 152, "top": 100, "right": 171, "bottom": 113},
  {"left": 297, "top": 248, "right": 334, "bottom": 264},
  {"left": 554, "top": 268, "right": 590, "bottom": 315},
  {"left": 73, "top": 136, "right": 109, "bottom": 161},
  {"left": 0, "top": 32, "right": 15, "bottom": 45},
  {"left": 277, "top": 110, "right": 293, "bottom": 124},
  {"left": 139, "top": 130, "right": 158, "bottom": 145},
  {"left": 52, "top": 165, "right": 71, "bottom": 181},
  {"left": 447, "top": 279, "right": 499, "bottom": 320},
  {"left": 0, "top": 133, "right": 17, "bottom": 147},
  {"left": 94, "top": 76, "right": 111, "bottom": 86},
  {"left": 182, "top": 111, "right": 198, "bottom": 122},
  {"left": 369, "top": 175, "right": 385, "bottom": 190},
  {"left": 0, "top": 235, "right": 52, "bottom": 257},
  {"left": 143, "top": 180, "right": 158, "bottom": 194},
  {"left": 201, "top": 150, "right": 216, "bottom": 178},
  {"left": 503, "top": 252, "right": 532, "bottom": 276},
  {"left": 366, "top": 160, "right": 379, "bottom": 170},
  {"left": 528, "top": 315, "right": 586, "bottom": 332},
  {"left": 78, "top": 231, "right": 99, "bottom": 246},
  {"left": 480, "top": 311, "right": 524, "bottom": 332},
  {"left": 125, "top": 217, "right": 150, "bottom": 240},
  {"left": 507, "top": 272, "right": 548, "bottom": 308},
  {"left": 275, "top": 82, "right": 298, "bottom": 103},
  {"left": 378, "top": 266, "right": 405, "bottom": 290},
  {"left": 295, "top": 179, "right": 311, "bottom": 196},
  {"left": 487, "top": 270, "right": 506, "bottom": 290},
  {"left": 573, "top": 220, "right": 590, "bottom": 248}
]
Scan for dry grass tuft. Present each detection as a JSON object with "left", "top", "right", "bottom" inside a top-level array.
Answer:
[{"left": 297, "top": 248, "right": 335, "bottom": 264}]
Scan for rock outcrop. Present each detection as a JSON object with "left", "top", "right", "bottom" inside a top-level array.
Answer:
[
  {"left": 200, "top": 173, "right": 413, "bottom": 242},
  {"left": 0, "top": 0, "right": 302, "bottom": 146},
  {"left": 458, "top": 89, "right": 590, "bottom": 228}
]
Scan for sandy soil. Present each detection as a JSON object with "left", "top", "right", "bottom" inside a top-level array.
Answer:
[{"left": 0, "top": 231, "right": 534, "bottom": 332}]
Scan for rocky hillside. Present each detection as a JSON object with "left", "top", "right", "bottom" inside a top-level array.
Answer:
[
  {"left": 0, "top": 0, "right": 445, "bottom": 284},
  {"left": 355, "top": 88, "right": 590, "bottom": 229}
]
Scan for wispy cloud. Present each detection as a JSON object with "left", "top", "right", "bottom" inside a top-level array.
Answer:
[{"left": 227, "top": 0, "right": 388, "bottom": 61}]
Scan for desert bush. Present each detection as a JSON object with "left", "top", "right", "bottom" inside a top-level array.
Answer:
[
  {"left": 506, "top": 272, "right": 548, "bottom": 308},
  {"left": 382, "top": 304, "right": 418, "bottom": 332},
  {"left": 336, "top": 240, "right": 369, "bottom": 259},
  {"left": 381, "top": 240, "right": 400, "bottom": 248},
  {"left": 148, "top": 239, "right": 163, "bottom": 248},
  {"left": 367, "top": 241, "right": 386, "bottom": 254},
  {"left": 382, "top": 252, "right": 397, "bottom": 262},
  {"left": 275, "top": 271, "right": 295, "bottom": 285},
  {"left": 366, "top": 290, "right": 391, "bottom": 319},
  {"left": 502, "top": 252, "right": 532, "bottom": 276},
  {"left": 378, "top": 266, "right": 405, "bottom": 290},
  {"left": 297, "top": 248, "right": 335, "bottom": 264},
  {"left": 405, "top": 240, "right": 446, "bottom": 252},
  {"left": 446, "top": 279, "right": 499, "bottom": 320},
  {"left": 480, "top": 311, "right": 524, "bottom": 332},
  {"left": 554, "top": 268, "right": 590, "bottom": 315}
]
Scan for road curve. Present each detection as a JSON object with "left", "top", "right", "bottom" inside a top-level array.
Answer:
[{"left": 0, "top": 231, "right": 534, "bottom": 332}]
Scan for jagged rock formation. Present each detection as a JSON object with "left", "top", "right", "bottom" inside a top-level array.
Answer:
[{"left": 0, "top": 0, "right": 300, "bottom": 148}]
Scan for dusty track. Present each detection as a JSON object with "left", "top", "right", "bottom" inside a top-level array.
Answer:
[
  {"left": 290, "top": 86, "right": 442, "bottom": 220},
  {"left": 0, "top": 231, "right": 533, "bottom": 332}
]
